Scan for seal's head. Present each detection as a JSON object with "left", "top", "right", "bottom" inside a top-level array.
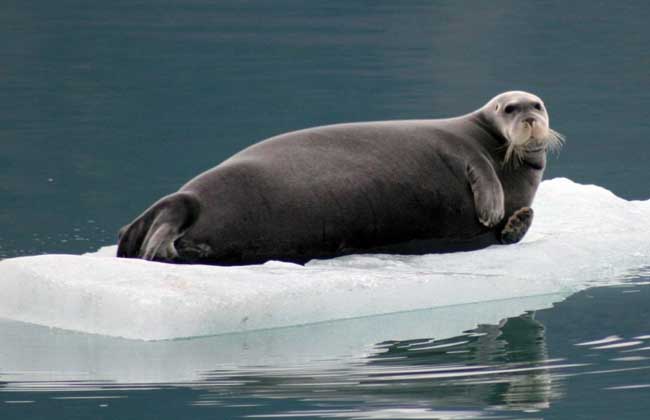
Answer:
[{"left": 481, "top": 91, "right": 564, "bottom": 164}]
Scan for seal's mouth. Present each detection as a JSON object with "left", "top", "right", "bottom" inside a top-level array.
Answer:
[{"left": 523, "top": 146, "right": 545, "bottom": 153}]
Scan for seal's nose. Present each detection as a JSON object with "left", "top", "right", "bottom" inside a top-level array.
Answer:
[{"left": 523, "top": 117, "right": 536, "bottom": 125}]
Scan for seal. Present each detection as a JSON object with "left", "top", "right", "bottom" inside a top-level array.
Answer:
[{"left": 117, "top": 91, "right": 563, "bottom": 265}]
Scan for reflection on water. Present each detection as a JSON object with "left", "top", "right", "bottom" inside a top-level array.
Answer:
[
  {"left": 2, "top": 282, "right": 650, "bottom": 419},
  {"left": 194, "top": 314, "right": 563, "bottom": 417}
]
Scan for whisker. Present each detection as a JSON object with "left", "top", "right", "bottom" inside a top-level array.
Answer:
[{"left": 546, "top": 129, "right": 566, "bottom": 155}]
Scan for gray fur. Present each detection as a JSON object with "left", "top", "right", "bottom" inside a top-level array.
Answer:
[{"left": 117, "top": 91, "right": 559, "bottom": 265}]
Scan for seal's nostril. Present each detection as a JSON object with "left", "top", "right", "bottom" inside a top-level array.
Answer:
[{"left": 523, "top": 117, "right": 535, "bottom": 125}]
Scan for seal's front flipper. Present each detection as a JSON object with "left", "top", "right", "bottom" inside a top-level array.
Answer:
[
  {"left": 466, "top": 158, "right": 505, "bottom": 228},
  {"left": 117, "top": 192, "right": 201, "bottom": 261},
  {"left": 500, "top": 207, "right": 534, "bottom": 244}
]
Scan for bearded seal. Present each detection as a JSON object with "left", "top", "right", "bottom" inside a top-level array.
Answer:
[{"left": 117, "top": 91, "right": 563, "bottom": 265}]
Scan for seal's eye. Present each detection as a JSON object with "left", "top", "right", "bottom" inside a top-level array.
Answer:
[
  {"left": 533, "top": 102, "right": 542, "bottom": 111},
  {"left": 504, "top": 104, "right": 516, "bottom": 114}
]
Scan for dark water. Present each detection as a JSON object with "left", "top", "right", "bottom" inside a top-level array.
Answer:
[{"left": 1, "top": 1, "right": 650, "bottom": 418}]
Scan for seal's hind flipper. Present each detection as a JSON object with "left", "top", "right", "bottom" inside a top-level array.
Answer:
[{"left": 117, "top": 192, "right": 201, "bottom": 261}]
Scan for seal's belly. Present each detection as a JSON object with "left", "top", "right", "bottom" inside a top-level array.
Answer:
[{"left": 183, "top": 151, "right": 486, "bottom": 262}]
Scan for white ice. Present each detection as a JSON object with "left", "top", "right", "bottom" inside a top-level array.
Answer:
[{"left": 0, "top": 178, "right": 648, "bottom": 342}]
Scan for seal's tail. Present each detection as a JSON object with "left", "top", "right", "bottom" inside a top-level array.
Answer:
[{"left": 117, "top": 192, "right": 201, "bottom": 261}]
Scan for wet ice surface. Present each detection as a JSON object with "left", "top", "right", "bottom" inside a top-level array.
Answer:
[{"left": 1, "top": 178, "right": 650, "bottom": 341}]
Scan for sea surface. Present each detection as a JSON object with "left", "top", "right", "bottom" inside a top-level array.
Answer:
[{"left": 1, "top": 1, "right": 649, "bottom": 419}]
